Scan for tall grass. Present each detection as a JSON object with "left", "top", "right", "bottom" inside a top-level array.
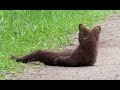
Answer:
[{"left": 0, "top": 10, "right": 111, "bottom": 79}]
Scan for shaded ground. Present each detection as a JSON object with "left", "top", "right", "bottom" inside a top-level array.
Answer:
[{"left": 11, "top": 12, "right": 120, "bottom": 80}]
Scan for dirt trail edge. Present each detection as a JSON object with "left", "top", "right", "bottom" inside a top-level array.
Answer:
[{"left": 11, "top": 13, "right": 120, "bottom": 80}]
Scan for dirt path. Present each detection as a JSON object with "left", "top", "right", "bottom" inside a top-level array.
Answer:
[{"left": 11, "top": 12, "right": 120, "bottom": 80}]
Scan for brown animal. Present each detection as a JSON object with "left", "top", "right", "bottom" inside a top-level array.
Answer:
[{"left": 11, "top": 24, "right": 101, "bottom": 67}]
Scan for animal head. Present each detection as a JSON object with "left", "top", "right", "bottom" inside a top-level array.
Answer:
[{"left": 78, "top": 24, "right": 101, "bottom": 45}]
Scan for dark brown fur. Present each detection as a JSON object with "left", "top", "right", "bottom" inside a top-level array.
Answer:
[{"left": 11, "top": 24, "right": 101, "bottom": 67}]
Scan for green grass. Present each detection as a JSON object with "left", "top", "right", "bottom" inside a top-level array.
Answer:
[{"left": 0, "top": 10, "right": 113, "bottom": 79}]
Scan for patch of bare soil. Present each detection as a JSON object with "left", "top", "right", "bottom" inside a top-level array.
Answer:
[{"left": 11, "top": 12, "right": 120, "bottom": 80}]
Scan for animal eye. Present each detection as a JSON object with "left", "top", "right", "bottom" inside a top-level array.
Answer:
[{"left": 83, "top": 38, "right": 86, "bottom": 40}]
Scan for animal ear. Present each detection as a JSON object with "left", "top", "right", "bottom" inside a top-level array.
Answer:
[
  {"left": 79, "top": 24, "right": 87, "bottom": 35},
  {"left": 92, "top": 26, "right": 101, "bottom": 41},
  {"left": 79, "top": 24, "right": 86, "bottom": 31}
]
